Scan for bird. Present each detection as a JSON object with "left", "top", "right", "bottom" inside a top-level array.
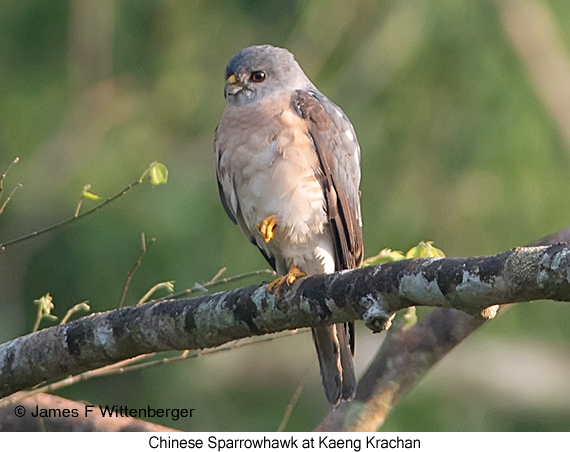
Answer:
[{"left": 214, "top": 45, "right": 363, "bottom": 408}]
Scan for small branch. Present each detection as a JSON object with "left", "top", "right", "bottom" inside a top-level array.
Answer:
[
  {"left": 278, "top": 358, "right": 314, "bottom": 432},
  {"left": 207, "top": 267, "right": 228, "bottom": 284},
  {"left": 137, "top": 281, "right": 174, "bottom": 305},
  {"left": 0, "top": 184, "right": 137, "bottom": 250},
  {"left": 316, "top": 226, "right": 570, "bottom": 431},
  {"left": 119, "top": 233, "right": 156, "bottom": 308},
  {"left": 0, "top": 157, "right": 21, "bottom": 216},
  {"left": 0, "top": 330, "right": 306, "bottom": 410},
  {"left": 0, "top": 183, "right": 22, "bottom": 215},
  {"left": 0, "top": 157, "right": 19, "bottom": 189},
  {"left": 1, "top": 243, "right": 570, "bottom": 399},
  {"left": 162, "top": 268, "right": 276, "bottom": 301},
  {"left": 59, "top": 301, "right": 90, "bottom": 325},
  {"left": 315, "top": 308, "right": 485, "bottom": 431},
  {"left": 0, "top": 162, "right": 159, "bottom": 251}
]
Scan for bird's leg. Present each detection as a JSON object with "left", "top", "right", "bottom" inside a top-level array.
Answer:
[
  {"left": 257, "top": 215, "right": 277, "bottom": 243},
  {"left": 267, "top": 265, "right": 307, "bottom": 292}
]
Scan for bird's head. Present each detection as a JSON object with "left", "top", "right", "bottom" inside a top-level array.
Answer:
[{"left": 224, "top": 45, "right": 314, "bottom": 106}]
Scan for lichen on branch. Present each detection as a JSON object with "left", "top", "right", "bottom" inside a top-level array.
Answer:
[{"left": 1, "top": 243, "right": 570, "bottom": 399}]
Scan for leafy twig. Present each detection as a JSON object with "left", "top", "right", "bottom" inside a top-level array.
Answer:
[
  {"left": 160, "top": 268, "right": 276, "bottom": 301},
  {"left": 74, "top": 184, "right": 102, "bottom": 217},
  {"left": 0, "top": 162, "right": 166, "bottom": 251},
  {"left": 32, "top": 294, "right": 58, "bottom": 333}
]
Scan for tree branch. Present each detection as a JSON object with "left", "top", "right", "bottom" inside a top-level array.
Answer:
[
  {"left": 0, "top": 245, "right": 570, "bottom": 402},
  {"left": 1, "top": 243, "right": 570, "bottom": 400},
  {"left": 316, "top": 227, "right": 570, "bottom": 431},
  {"left": 315, "top": 308, "right": 486, "bottom": 431}
]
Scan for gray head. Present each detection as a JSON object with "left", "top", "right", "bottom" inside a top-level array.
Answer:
[{"left": 224, "top": 45, "right": 315, "bottom": 105}]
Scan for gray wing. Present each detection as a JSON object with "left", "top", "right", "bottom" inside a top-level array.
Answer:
[
  {"left": 291, "top": 89, "right": 363, "bottom": 271},
  {"left": 214, "top": 129, "right": 239, "bottom": 226},
  {"left": 292, "top": 89, "right": 363, "bottom": 406},
  {"left": 214, "top": 132, "right": 276, "bottom": 270}
]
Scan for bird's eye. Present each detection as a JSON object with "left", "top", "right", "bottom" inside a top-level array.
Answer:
[{"left": 250, "top": 71, "right": 266, "bottom": 82}]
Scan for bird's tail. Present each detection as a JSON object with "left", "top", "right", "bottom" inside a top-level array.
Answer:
[{"left": 312, "top": 323, "right": 356, "bottom": 408}]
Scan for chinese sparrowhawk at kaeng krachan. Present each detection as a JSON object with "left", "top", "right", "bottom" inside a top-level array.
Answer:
[{"left": 215, "top": 45, "right": 363, "bottom": 408}]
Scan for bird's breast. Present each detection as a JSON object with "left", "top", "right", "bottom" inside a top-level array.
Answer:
[{"left": 217, "top": 93, "right": 328, "bottom": 244}]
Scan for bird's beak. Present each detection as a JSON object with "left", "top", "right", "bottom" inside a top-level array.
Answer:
[{"left": 224, "top": 74, "right": 243, "bottom": 98}]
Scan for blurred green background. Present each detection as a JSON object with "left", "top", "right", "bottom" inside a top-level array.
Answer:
[{"left": 1, "top": 0, "right": 570, "bottom": 432}]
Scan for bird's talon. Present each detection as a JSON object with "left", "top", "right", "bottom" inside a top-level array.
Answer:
[
  {"left": 267, "top": 275, "right": 287, "bottom": 292},
  {"left": 286, "top": 266, "right": 306, "bottom": 284},
  {"left": 257, "top": 215, "right": 277, "bottom": 243},
  {"left": 267, "top": 266, "right": 307, "bottom": 292}
]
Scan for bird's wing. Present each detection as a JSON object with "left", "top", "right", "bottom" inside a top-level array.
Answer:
[
  {"left": 292, "top": 89, "right": 362, "bottom": 406},
  {"left": 214, "top": 130, "right": 277, "bottom": 270},
  {"left": 291, "top": 89, "right": 363, "bottom": 271}
]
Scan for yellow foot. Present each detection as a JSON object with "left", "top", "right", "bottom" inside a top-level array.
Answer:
[
  {"left": 267, "top": 265, "right": 307, "bottom": 291},
  {"left": 257, "top": 215, "right": 277, "bottom": 243}
]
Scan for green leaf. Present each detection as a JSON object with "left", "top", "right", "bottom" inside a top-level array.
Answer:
[
  {"left": 83, "top": 191, "right": 102, "bottom": 201},
  {"left": 362, "top": 248, "right": 406, "bottom": 266},
  {"left": 80, "top": 184, "right": 102, "bottom": 201},
  {"left": 149, "top": 162, "right": 168, "bottom": 186},
  {"left": 362, "top": 242, "right": 446, "bottom": 268},
  {"left": 34, "top": 293, "right": 54, "bottom": 316},
  {"left": 33, "top": 293, "right": 58, "bottom": 332},
  {"left": 405, "top": 241, "right": 446, "bottom": 259}
]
